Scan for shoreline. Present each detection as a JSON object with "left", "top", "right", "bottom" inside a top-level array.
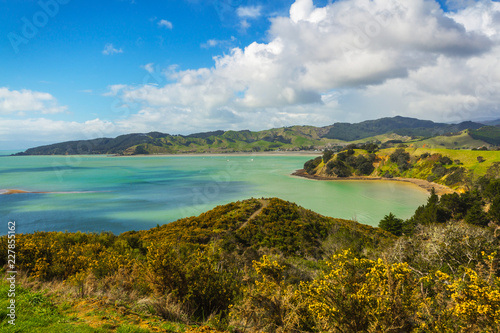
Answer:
[
  {"left": 114, "top": 151, "right": 323, "bottom": 157},
  {"left": 291, "top": 169, "right": 457, "bottom": 196},
  {"left": 10, "top": 151, "right": 323, "bottom": 158}
]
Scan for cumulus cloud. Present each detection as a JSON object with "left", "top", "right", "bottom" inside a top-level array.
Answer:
[
  {"left": 102, "top": 43, "right": 123, "bottom": 55},
  {"left": 158, "top": 19, "right": 173, "bottom": 29},
  {"left": 447, "top": 0, "right": 500, "bottom": 39},
  {"left": 0, "top": 88, "right": 67, "bottom": 115},
  {"left": 6, "top": 0, "right": 500, "bottom": 147},
  {"left": 106, "top": 0, "right": 494, "bottom": 120}
]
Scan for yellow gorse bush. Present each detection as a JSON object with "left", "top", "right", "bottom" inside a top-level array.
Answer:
[
  {"left": 302, "top": 249, "right": 419, "bottom": 332},
  {"left": 433, "top": 258, "right": 500, "bottom": 330}
]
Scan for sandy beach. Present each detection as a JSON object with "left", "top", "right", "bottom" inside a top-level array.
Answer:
[{"left": 291, "top": 169, "right": 457, "bottom": 196}]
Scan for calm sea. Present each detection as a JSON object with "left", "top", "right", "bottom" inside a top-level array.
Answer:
[{"left": 0, "top": 153, "right": 429, "bottom": 235}]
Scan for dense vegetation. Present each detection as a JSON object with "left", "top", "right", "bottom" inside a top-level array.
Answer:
[
  {"left": 1, "top": 198, "right": 395, "bottom": 332},
  {"left": 379, "top": 177, "right": 500, "bottom": 235},
  {"left": 14, "top": 116, "right": 497, "bottom": 155},
  {"left": 322, "top": 116, "right": 483, "bottom": 141},
  {"left": 470, "top": 125, "right": 500, "bottom": 145},
  {"left": 304, "top": 146, "right": 500, "bottom": 191},
  {"left": 2, "top": 189, "right": 500, "bottom": 332}
]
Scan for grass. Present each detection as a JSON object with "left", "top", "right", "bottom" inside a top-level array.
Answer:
[
  {"left": 375, "top": 147, "right": 500, "bottom": 176},
  {"left": 0, "top": 276, "right": 187, "bottom": 333},
  {"left": 407, "top": 131, "right": 488, "bottom": 149}
]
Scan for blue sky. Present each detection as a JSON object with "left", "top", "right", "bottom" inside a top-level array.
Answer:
[{"left": 1, "top": 0, "right": 500, "bottom": 149}]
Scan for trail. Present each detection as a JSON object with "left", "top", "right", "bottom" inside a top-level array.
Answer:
[{"left": 239, "top": 199, "right": 269, "bottom": 229}]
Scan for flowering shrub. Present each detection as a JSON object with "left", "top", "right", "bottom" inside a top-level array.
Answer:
[{"left": 302, "top": 250, "right": 418, "bottom": 332}]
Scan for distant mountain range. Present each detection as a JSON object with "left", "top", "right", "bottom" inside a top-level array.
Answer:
[{"left": 14, "top": 116, "right": 500, "bottom": 155}]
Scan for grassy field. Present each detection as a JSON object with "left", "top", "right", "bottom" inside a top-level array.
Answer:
[
  {"left": 0, "top": 275, "right": 187, "bottom": 333},
  {"left": 406, "top": 131, "right": 489, "bottom": 149},
  {"left": 399, "top": 147, "right": 500, "bottom": 175}
]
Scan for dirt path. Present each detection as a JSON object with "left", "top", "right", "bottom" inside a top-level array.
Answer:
[
  {"left": 239, "top": 199, "right": 269, "bottom": 229},
  {"left": 291, "top": 169, "right": 457, "bottom": 196}
]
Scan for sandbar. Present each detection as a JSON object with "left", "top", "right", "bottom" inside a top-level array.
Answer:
[{"left": 0, "top": 189, "right": 47, "bottom": 195}]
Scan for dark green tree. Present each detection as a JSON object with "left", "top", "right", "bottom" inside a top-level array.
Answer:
[
  {"left": 438, "top": 155, "right": 453, "bottom": 165},
  {"left": 358, "top": 162, "right": 375, "bottom": 175},
  {"left": 390, "top": 148, "right": 411, "bottom": 172},
  {"left": 359, "top": 142, "right": 378, "bottom": 153},
  {"left": 484, "top": 179, "right": 500, "bottom": 202},
  {"left": 378, "top": 213, "right": 403, "bottom": 236},
  {"left": 322, "top": 149, "right": 334, "bottom": 163},
  {"left": 464, "top": 201, "right": 489, "bottom": 227},
  {"left": 133, "top": 145, "right": 149, "bottom": 155},
  {"left": 403, "top": 188, "right": 450, "bottom": 234},
  {"left": 488, "top": 196, "right": 500, "bottom": 224},
  {"left": 439, "top": 191, "right": 483, "bottom": 221},
  {"left": 326, "top": 160, "right": 351, "bottom": 177},
  {"left": 304, "top": 156, "right": 322, "bottom": 174}
]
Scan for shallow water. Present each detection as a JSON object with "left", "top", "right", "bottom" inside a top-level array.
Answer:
[{"left": 0, "top": 153, "right": 428, "bottom": 234}]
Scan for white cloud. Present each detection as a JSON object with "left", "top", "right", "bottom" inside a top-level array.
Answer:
[
  {"left": 447, "top": 0, "right": 500, "bottom": 39},
  {"left": 102, "top": 43, "right": 123, "bottom": 55},
  {"left": 141, "top": 63, "right": 155, "bottom": 74},
  {"left": 201, "top": 36, "right": 236, "bottom": 49},
  {"left": 289, "top": 0, "right": 315, "bottom": 23},
  {"left": 6, "top": 0, "right": 500, "bottom": 147},
  {"left": 158, "top": 19, "right": 173, "bottom": 29},
  {"left": 201, "top": 39, "right": 219, "bottom": 48},
  {"left": 236, "top": 5, "right": 262, "bottom": 29},
  {"left": 0, "top": 117, "right": 113, "bottom": 143},
  {"left": 107, "top": 0, "right": 493, "bottom": 117},
  {"left": 237, "top": 5, "right": 262, "bottom": 18},
  {"left": 0, "top": 88, "right": 67, "bottom": 115},
  {"left": 103, "top": 84, "right": 128, "bottom": 97}
]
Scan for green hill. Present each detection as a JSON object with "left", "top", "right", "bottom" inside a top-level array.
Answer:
[
  {"left": 1, "top": 194, "right": 499, "bottom": 332},
  {"left": 136, "top": 197, "right": 394, "bottom": 259},
  {"left": 0, "top": 197, "right": 394, "bottom": 332},
  {"left": 305, "top": 147, "right": 500, "bottom": 190},
  {"left": 322, "top": 116, "right": 483, "bottom": 141},
  {"left": 470, "top": 125, "right": 500, "bottom": 145},
  {"left": 14, "top": 116, "right": 493, "bottom": 155},
  {"left": 405, "top": 130, "right": 488, "bottom": 149}
]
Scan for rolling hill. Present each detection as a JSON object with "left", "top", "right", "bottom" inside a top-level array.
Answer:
[{"left": 13, "top": 116, "right": 494, "bottom": 155}]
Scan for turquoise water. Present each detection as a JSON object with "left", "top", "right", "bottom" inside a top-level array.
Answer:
[{"left": 0, "top": 153, "right": 429, "bottom": 235}]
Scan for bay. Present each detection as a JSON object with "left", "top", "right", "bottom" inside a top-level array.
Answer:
[{"left": 0, "top": 153, "right": 429, "bottom": 235}]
